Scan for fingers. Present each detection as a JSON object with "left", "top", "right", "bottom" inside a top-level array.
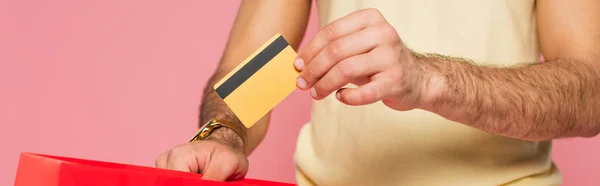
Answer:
[
  {"left": 166, "top": 148, "right": 199, "bottom": 173},
  {"left": 336, "top": 77, "right": 393, "bottom": 105},
  {"left": 155, "top": 152, "right": 168, "bottom": 169},
  {"left": 155, "top": 141, "right": 249, "bottom": 182},
  {"left": 310, "top": 52, "right": 384, "bottom": 99},
  {"left": 200, "top": 150, "right": 247, "bottom": 181},
  {"left": 200, "top": 162, "right": 229, "bottom": 181},
  {"left": 295, "top": 8, "right": 386, "bottom": 70},
  {"left": 297, "top": 23, "right": 390, "bottom": 90}
]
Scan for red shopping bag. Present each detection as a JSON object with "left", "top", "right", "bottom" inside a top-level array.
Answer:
[{"left": 14, "top": 152, "right": 295, "bottom": 186}]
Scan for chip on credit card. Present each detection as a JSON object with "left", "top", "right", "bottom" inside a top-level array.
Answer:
[{"left": 213, "top": 34, "right": 299, "bottom": 128}]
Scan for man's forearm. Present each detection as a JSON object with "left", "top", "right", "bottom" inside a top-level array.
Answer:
[
  {"left": 199, "top": 69, "right": 248, "bottom": 152},
  {"left": 418, "top": 53, "right": 600, "bottom": 141}
]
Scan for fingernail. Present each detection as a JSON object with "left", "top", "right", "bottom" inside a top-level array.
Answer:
[
  {"left": 294, "top": 58, "right": 304, "bottom": 70},
  {"left": 310, "top": 88, "right": 317, "bottom": 98},
  {"left": 336, "top": 91, "right": 341, "bottom": 100},
  {"left": 296, "top": 78, "right": 307, "bottom": 89}
]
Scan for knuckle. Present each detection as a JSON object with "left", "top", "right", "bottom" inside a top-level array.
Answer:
[
  {"left": 305, "top": 65, "right": 320, "bottom": 79},
  {"left": 378, "top": 24, "right": 398, "bottom": 41},
  {"left": 338, "top": 61, "right": 357, "bottom": 78},
  {"left": 301, "top": 43, "right": 319, "bottom": 60},
  {"left": 326, "top": 41, "right": 344, "bottom": 61},
  {"left": 167, "top": 149, "right": 179, "bottom": 157},
  {"left": 363, "top": 8, "right": 383, "bottom": 18},
  {"left": 156, "top": 152, "right": 167, "bottom": 160},
  {"left": 168, "top": 146, "right": 190, "bottom": 157},
  {"left": 155, "top": 153, "right": 166, "bottom": 165},
  {"left": 304, "top": 45, "right": 317, "bottom": 58},
  {"left": 323, "top": 25, "right": 338, "bottom": 41}
]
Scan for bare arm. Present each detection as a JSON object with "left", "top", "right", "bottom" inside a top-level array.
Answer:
[
  {"left": 200, "top": 0, "right": 311, "bottom": 155},
  {"left": 420, "top": 0, "right": 600, "bottom": 141}
]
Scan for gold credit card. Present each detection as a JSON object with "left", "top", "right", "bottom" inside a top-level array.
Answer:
[{"left": 213, "top": 34, "right": 299, "bottom": 128}]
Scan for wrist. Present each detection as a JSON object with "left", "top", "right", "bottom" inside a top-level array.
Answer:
[
  {"left": 421, "top": 72, "right": 447, "bottom": 110},
  {"left": 413, "top": 53, "right": 448, "bottom": 111},
  {"left": 192, "top": 118, "right": 247, "bottom": 154},
  {"left": 205, "top": 127, "right": 246, "bottom": 153}
]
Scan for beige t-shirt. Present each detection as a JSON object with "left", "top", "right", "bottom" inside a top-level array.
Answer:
[{"left": 293, "top": 0, "right": 562, "bottom": 185}]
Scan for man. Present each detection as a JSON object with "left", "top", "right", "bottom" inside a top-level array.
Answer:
[{"left": 155, "top": 0, "right": 600, "bottom": 185}]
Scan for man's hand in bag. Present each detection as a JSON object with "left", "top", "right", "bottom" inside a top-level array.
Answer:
[{"left": 155, "top": 128, "right": 248, "bottom": 181}]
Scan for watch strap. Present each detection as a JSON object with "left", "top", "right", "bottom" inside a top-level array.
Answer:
[{"left": 189, "top": 118, "right": 246, "bottom": 146}]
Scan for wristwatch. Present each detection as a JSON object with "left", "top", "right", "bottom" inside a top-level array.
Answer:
[{"left": 189, "top": 118, "right": 244, "bottom": 144}]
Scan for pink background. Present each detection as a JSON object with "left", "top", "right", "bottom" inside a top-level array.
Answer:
[{"left": 2, "top": 1, "right": 599, "bottom": 185}]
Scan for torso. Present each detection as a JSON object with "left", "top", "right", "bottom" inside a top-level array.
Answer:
[{"left": 293, "top": 0, "right": 562, "bottom": 185}]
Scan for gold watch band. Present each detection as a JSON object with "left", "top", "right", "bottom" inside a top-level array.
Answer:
[{"left": 189, "top": 118, "right": 245, "bottom": 145}]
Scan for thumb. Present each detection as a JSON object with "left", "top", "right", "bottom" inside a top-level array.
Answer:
[
  {"left": 337, "top": 78, "right": 391, "bottom": 106},
  {"left": 200, "top": 150, "right": 247, "bottom": 181},
  {"left": 200, "top": 159, "right": 231, "bottom": 181}
]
